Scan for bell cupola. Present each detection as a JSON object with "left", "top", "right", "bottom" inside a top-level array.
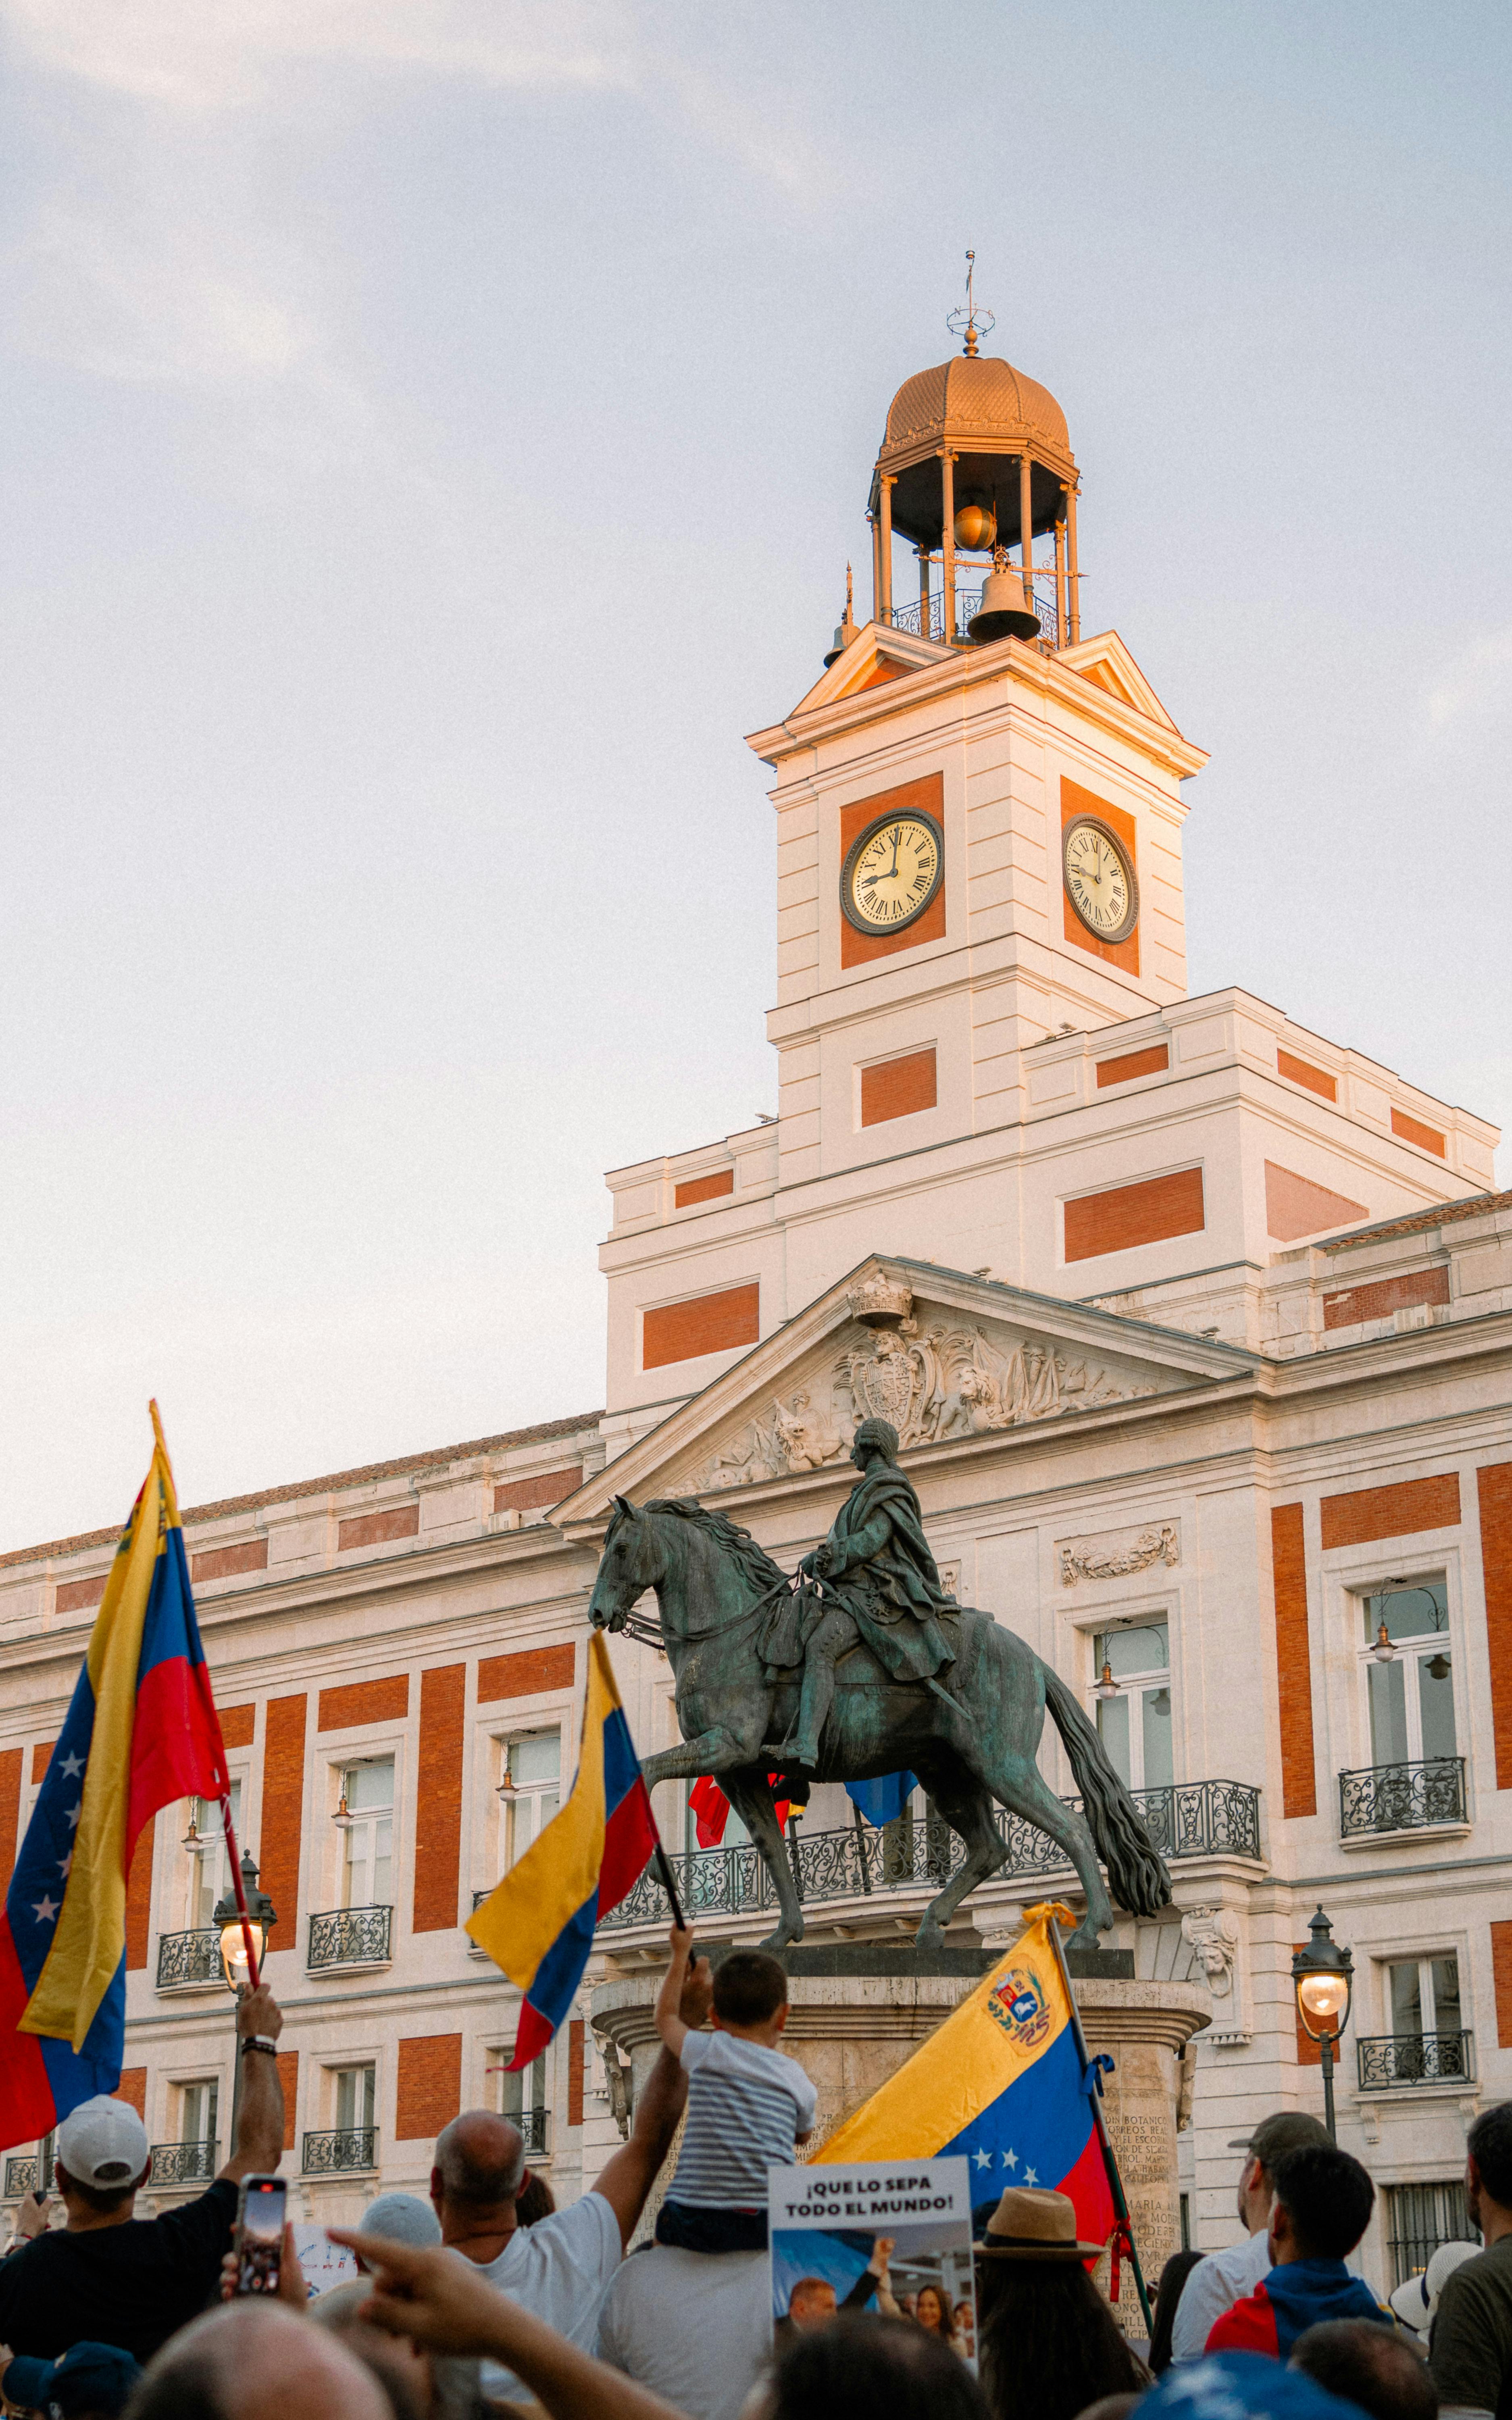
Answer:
[{"left": 866, "top": 259, "right": 1080, "bottom": 652}]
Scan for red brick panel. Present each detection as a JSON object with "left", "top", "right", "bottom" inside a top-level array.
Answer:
[
  {"left": 125, "top": 1815, "right": 155, "bottom": 1971},
  {"left": 318, "top": 1675, "right": 410, "bottom": 1732},
  {"left": 1278, "top": 1049, "right": 1338, "bottom": 1103},
  {"left": 1271, "top": 1505, "right": 1316, "bottom": 1820},
  {"left": 56, "top": 1574, "right": 106, "bottom": 1615},
  {"left": 1319, "top": 1473, "right": 1461, "bottom": 1551},
  {"left": 1493, "top": 1921, "right": 1512, "bottom": 2046},
  {"left": 839, "top": 774, "right": 946, "bottom": 970},
  {"left": 338, "top": 1505, "right": 419, "bottom": 1552},
  {"left": 396, "top": 2034, "right": 462, "bottom": 2140},
  {"left": 674, "top": 1170, "right": 734, "bottom": 1208},
  {"left": 1264, "top": 1162, "right": 1368, "bottom": 1243},
  {"left": 494, "top": 1467, "right": 583, "bottom": 1516},
  {"left": 259, "top": 1694, "right": 307, "bottom": 1934},
  {"left": 860, "top": 1048, "right": 937, "bottom": 1128},
  {"left": 192, "top": 1539, "right": 268, "bottom": 1584},
  {"left": 1064, "top": 1168, "right": 1205, "bottom": 1264},
  {"left": 1095, "top": 1045, "right": 1168, "bottom": 1089},
  {"left": 413, "top": 1665, "right": 466, "bottom": 1934},
  {"left": 0, "top": 1748, "right": 21, "bottom": 1897},
  {"left": 1392, "top": 1107, "right": 1446, "bottom": 1158},
  {"left": 569, "top": 2021, "right": 585, "bottom": 2127},
  {"left": 478, "top": 1644, "right": 576, "bottom": 1704},
  {"left": 277, "top": 2051, "right": 298, "bottom": 2150},
  {"left": 643, "top": 1284, "right": 760, "bottom": 1371},
  {"left": 1477, "top": 1465, "right": 1512, "bottom": 1791},
  {"left": 1323, "top": 1266, "right": 1450, "bottom": 1330},
  {"left": 31, "top": 1741, "right": 55, "bottom": 1784},
  {"left": 220, "top": 1703, "right": 256, "bottom": 1750},
  {"left": 115, "top": 2068, "right": 147, "bottom": 2117},
  {"left": 1062, "top": 779, "right": 1140, "bottom": 977}
]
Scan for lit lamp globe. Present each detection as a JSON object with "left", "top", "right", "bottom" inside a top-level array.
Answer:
[
  {"left": 953, "top": 502, "right": 997, "bottom": 551},
  {"left": 1290, "top": 1904, "right": 1354, "bottom": 2044},
  {"left": 212, "top": 1853, "right": 277, "bottom": 1992}
]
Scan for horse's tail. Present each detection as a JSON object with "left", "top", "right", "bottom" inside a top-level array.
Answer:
[{"left": 1040, "top": 1663, "right": 1172, "bottom": 1917}]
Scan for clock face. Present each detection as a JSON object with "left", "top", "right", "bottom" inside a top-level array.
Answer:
[
  {"left": 841, "top": 811, "right": 943, "bottom": 936},
  {"left": 1063, "top": 815, "right": 1139, "bottom": 943}
]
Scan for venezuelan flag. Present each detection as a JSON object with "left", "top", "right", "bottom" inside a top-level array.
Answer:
[
  {"left": 468, "top": 1633, "right": 657, "bottom": 2067},
  {"left": 0, "top": 1407, "right": 231, "bottom": 2151},
  {"left": 817, "top": 1902, "right": 1116, "bottom": 2249}
]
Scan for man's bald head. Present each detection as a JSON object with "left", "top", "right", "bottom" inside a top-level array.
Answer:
[
  {"left": 433, "top": 2109, "right": 526, "bottom": 2208},
  {"left": 127, "top": 2301, "right": 392, "bottom": 2420}
]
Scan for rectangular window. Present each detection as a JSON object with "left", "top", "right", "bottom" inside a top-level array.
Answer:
[
  {"left": 334, "top": 2065, "right": 376, "bottom": 2132},
  {"left": 500, "top": 1733, "right": 561, "bottom": 1869},
  {"left": 1362, "top": 1583, "right": 1456, "bottom": 1766},
  {"left": 1091, "top": 1621, "right": 1173, "bottom": 1791},
  {"left": 339, "top": 1759, "right": 394, "bottom": 1909},
  {"left": 186, "top": 1780, "right": 242, "bottom": 1930},
  {"left": 179, "top": 2079, "right": 219, "bottom": 2145},
  {"left": 1385, "top": 1953, "right": 1462, "bottom": 2042},
  {"left": 1384, "top": 2180, "right": 1478, "bottom": 2291},
  {"left": 497, "top": 2052, "right": 548, "bottom": 2122}
]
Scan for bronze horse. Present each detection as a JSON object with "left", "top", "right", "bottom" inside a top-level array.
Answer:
[{"left": 587, "top": 1496, "right": 1170, "bottom": 1951}]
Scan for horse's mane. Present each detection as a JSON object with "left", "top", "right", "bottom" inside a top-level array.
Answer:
[{"left": 637, "top": 1496, "right": 790, "bottom": 1596}]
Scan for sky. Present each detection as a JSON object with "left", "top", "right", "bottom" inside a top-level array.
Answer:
[{"left": 3, "top": 2, "right": 1511, "bottom": 1551}]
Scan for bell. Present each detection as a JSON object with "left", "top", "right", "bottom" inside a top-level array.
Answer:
[{"left": 969, "top": 564, "right": 1040, "bottom": 644}]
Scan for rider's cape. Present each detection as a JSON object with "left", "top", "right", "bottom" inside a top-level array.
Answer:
[{"left": 760, "top": 1462, "right": 956, "bottom": 1685}]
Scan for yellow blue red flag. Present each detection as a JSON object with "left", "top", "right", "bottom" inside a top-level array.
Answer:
[
  {"left": 818, "top": 1902, "right": 1116, "bottom": 2245},
  {"left": 467, "top": 1633, "right": 656, "bottom": 2065},
  {"left": 0, "top": 1407, "right": 231, "bottom": 2151}
]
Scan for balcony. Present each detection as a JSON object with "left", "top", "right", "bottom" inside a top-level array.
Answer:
[
  {"left": 516, "top": 2108, "right": 550, "bottom": 2158},
  {"left": 307, "top": 1905, "right": 392, "bottom": 1972},
  {"left": 887, "top": 576, "right": 1062, "bottom": 650},
  {"left": 303, "top": 2128, "right": 378, "bottom": 2175},
  {"left": 1358, "top": 2031, "right": 1475, "bottom": 2091},
  {"left": 156, "top": 1929, "right": 225, "bottom": 1992},
  {"left": 4, "top": 2151, "right": 52, "bottom": 2198},
  {"left": 598, "top": 1778, "right": 1262, "bottom": 1934},
  {"left": 1339, "top": 1758, "right": 1467, "bottom": 1839},
  {"left": 150, "top": 2139, "right": 219, "bottom": 2187}
]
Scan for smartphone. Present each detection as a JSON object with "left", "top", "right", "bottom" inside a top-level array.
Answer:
[{"left": 233, "top": 2174, "right": 286, "bottom": 2296}]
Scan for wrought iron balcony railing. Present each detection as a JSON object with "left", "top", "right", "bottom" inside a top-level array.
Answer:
[
  {"left": 598, "top": 1777, "right": 1261, "bottom": 1933},
  {"left": 886, "top": 578, "right": 1061, "bottom": 649},
  {"left": 150, "top": 2139, "right": 219, "bottom": 2186},
  {"left": 1358, "top": 2031, "right": 1475, "bottom": 2090},
  {"left": 515, "top": 2108, "right": 550, "bottom": 2157},
  {"left": 4, "top": 2151, "right": 52, "bottom": 2198},
  {"left": 156, "top": 1929, "right": 225, "bottom": 1991},
  {"left": 303, "top": 2128, "right": 378, "bottom": 2174},
  {"left": 1339, "top": 1758, "right": 1467, "bottom": 1838},
  {"left": 307, "top": 1905, "right": 392, "bottom": 1971}
]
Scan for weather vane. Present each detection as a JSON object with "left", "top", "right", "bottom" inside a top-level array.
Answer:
[{"left": 946, "top": 249, "right": 994, "bottom": 358}]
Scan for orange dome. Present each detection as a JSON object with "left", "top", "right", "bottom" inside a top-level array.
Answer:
[{"left": 883, "top": 353, "right": 1070, "bottom": 455}]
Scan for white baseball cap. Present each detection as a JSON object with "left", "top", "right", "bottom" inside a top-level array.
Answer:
[
  {"left": 1387, "top": 2238, "right": 1479, "bottom": 2331},
  {"left": 56, "top": 2095, "right": 149, "bottom": 2189}
]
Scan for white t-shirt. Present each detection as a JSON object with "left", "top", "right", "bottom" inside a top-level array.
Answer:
[
  {"left": 1170, "top": 2228, "right": 1274, "bottom": 2362},
  {"left": 596, "top": 2244, "right": 772, "bottom": 2420},
  {"left": 471, "top": 2191, "right": 623, "bottom": 2399},
  {"left": 668, "top": 2029, "right": 817, "bottom": 2209}
]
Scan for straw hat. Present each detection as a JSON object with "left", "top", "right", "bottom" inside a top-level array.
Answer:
[{"left": 974, "top": 2186, "right": 1104, "bottom": 2261}]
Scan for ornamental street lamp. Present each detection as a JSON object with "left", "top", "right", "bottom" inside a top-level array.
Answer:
[
  {"left": 213, "top": 1853, "right": 277, "bottom": 2146},
  {"left": 1291, "top": 1904, "right": 1354, "bottom": 2141}
]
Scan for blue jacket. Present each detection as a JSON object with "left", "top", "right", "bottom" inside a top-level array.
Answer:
[{"left": 1208, "top": 2258, "right": 1392, "bottom": 2358}]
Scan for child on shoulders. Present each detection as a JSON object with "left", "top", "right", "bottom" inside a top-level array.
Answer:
[{"left": 654, "top": 1923, "right": 816, "bottom": 2253}]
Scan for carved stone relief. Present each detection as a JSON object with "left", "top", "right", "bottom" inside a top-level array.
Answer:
[
  {"left": 1058, "top": 1521, "right": 1181, "bottom": 1588},
  {"left": 1181, "top": 1904, "right": 1240, "bottom": 1997},
  {"left": 687, "top": 1283, "right": 1161, "bottom": 1495}
]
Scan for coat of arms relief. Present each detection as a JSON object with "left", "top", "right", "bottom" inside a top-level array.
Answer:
[{"left": 686, "top": 1280, "right": 1159, "bottom": 1494}]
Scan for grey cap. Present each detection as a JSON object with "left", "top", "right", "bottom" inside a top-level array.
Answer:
[
  {"left": 1227, "top": 2112, "right": 1334, "bottom": 2165},
  {"left": 356, "top": 2191, "right": 441, "bottom": 2248}
]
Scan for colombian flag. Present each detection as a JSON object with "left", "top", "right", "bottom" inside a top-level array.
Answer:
[
  {"left": 468, "top": 1633, "right": 657, "bottom": 2067},
  {"left": 818, "top": 1902, "right": 1116, "bottom": 2250},
  {"left": 0, "top": 1407, "right": 231, "bottom": 2151}
]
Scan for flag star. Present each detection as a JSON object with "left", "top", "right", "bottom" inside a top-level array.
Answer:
[
  {"left": 1023, "top": 2167, "right": 1038, "bottom": 2186},
  {"left": 59, "top": 1752, "right": 83, "bottom": 1779},
  {"left": 65, "top": 1802, "right": 81, "bottom": 1830},
  {"left": 57, "top": 1853, "right": 72, "bottom": 1878},
  {"left": 1002, "top": 2148, "right": 1018, "bottom": 2170},
  {"left": 974, "top": 2148, "right": 993, "bottom": 2171},
  {"left": 32, "top": 1896, "right": 59, "bottom": 1923}
]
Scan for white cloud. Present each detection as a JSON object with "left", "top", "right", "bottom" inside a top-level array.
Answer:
[{"left": 1426, "top": 626, "right": 1512, "bottom": 727}]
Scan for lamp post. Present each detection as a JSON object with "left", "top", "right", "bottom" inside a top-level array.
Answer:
[
  {"left": 213, "top": 1852, "right": 277, "bottom": 2148},
  {"left": 1291, "top": 1904, "right": 1354, "bottom": 2141}
]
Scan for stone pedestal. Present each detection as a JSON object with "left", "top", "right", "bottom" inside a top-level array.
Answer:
[{"left": 590, "top": 1947, "right": 1209, "bottom": 2305}]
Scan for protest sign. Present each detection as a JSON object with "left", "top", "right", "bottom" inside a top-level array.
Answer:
[
  {"left": 767, "top": 2154, "right": 976, "bottom": 2362},
  {"left": 292, "top": 2224, "right": 360, "bottom": 2295}
]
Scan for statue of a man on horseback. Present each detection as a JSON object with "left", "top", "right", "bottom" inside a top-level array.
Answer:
[{"left": 761, "top": 1418, "right": 958, "bottom": 1773}]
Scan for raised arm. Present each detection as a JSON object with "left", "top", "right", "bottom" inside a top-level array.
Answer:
[
  {"left": 654, "top": 1924, "right": 696, "bottom": 2061},
  {"left": 219, "top": 1984, "right": 286, "bottom": 2181},
  {"left": 595, "top": 1951, "right": 713, "bottom": 2249}
]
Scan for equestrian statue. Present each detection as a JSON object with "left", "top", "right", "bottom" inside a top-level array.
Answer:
[{"left": 587, "top": 1416, "right": 1172, "bottom": 1952}]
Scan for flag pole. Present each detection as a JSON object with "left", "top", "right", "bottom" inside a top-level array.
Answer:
[
  {"left": 217, "top": 1793, "right": 262, "bottom": 1993},
  {"left": 1047, "top": 1909, "right": 1154, "bottom": 2337}
]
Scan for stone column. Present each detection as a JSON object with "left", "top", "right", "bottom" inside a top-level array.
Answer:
[
  {"left": 1075, "top": 1980, "right": 1212, "bottom": 2333},
  {"left": 878, "top": 477, "right": 894, "bottom": 621}
]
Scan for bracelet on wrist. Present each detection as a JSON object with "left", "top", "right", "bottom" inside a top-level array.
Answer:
[{"left": 240, "top": 2035, "right": 279, "bottom": 2058}]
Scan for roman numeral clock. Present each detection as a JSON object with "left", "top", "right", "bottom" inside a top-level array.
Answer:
[
  {"left": 1062, "top": 812, "right": 1139, "bottom": 943},
  {"left": 840, "top": 808, "right": 943, "bottom": 935}
]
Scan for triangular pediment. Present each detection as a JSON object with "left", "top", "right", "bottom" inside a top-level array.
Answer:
[
  {"left": 785, "top": 620, "right": 949, "bottom": 718},
  {"left": 554, "top": 1255, "right": 1256, "bottom": 1531},
  {"left": 1058, "top": 630, "right": 1181, "bottom": 731}
]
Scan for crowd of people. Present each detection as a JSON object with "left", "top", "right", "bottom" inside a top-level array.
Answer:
[{"left": 0, "top": 1938, "right": 1507, "bottom": 2420}]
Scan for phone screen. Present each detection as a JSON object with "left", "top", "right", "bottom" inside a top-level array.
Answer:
[{"left": 235, "top": 2176, "right": 286, "bottom": 2295}]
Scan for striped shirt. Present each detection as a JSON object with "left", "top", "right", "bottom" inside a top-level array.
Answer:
[{"left": 667, "top": 2030, "right": 817, "bottom": 2209}]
